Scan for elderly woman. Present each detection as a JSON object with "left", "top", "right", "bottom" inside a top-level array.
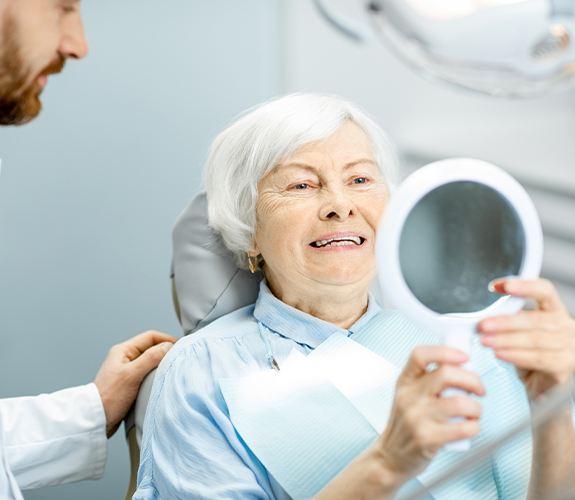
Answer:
[{"left": 135, "top": 94, "right": 575, "bottom": 499}]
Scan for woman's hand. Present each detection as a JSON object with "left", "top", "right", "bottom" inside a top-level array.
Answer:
[
  {"left": 376, "top": 346, "right": 485, "bottom": 482},
  {"left": 478, "top": 278, "right": 575, "bottom": 401},
  {"left": 316, "top": 346, "right": 485, "bottom": 500}
]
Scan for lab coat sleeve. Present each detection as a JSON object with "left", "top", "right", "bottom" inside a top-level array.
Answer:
[
  {"left": 0, "top": 383, "right": 107, "bottom": 490},
  {"left": 0, "top": 414, "right": 24, "bottom": 500}
]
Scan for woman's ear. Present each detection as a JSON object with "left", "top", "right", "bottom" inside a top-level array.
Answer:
[
  {"left": 247, "top": 241, "right": 264, "bottom": 274},
  {"left": 247, "top": 239, "right": 260, "bottom": 258}
]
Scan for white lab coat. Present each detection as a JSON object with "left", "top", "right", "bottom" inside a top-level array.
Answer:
[
  {"left": 0, "top": 383, "right": 107, "bottom": 498},
  {"left": 0, "top": 414, "right": 22, "bottom": 500}
]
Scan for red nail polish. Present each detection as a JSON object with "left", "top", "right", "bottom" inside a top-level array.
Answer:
[{"left": 488, "top": 280, "right": 507, "bottom": 294}]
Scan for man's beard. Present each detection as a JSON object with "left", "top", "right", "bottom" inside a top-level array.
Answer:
[{"left": 0, "top": 14, "right": 64, "bottom": 126}]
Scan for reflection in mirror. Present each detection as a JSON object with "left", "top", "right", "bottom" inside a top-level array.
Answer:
[{"left": 399, "top": 181, "right": 525, "bottom": 314}]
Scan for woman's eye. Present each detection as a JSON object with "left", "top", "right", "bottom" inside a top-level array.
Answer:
[
  {"left": 353, "top": 177, "right": 369, "bottom": 185},
  {"left": 292, "top": 183, "right": 310, "bottom": 190}
]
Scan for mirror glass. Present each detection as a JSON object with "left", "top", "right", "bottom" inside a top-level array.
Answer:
[{"left": 399, "top": 181, "right": 525, "bottom": 314}]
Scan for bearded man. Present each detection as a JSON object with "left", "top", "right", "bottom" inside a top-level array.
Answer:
[{"left": 0, "top": 2, "right": 176, "bottom": 498}]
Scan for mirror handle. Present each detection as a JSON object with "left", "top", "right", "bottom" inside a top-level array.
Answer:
[{"left": 443, "top": 329, "right": 473, "bottom": 452}]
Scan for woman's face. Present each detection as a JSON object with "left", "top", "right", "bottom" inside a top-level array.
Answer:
[{"left": 253, "top": 121, "right": 389, "bottom": 295}]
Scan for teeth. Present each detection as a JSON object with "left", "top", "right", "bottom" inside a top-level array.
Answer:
[
  {"left": 313, "top": 236, "right": 363, "bottom": 247},
  {"left": 330, "top": 241, "right": 354, "bottom": 247}
]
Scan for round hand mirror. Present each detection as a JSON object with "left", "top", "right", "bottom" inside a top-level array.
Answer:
[{"left": 376, "top": 158, "right": 543, "bottom": 449}]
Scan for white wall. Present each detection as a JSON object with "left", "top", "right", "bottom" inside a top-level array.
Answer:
[{"left": 0, "top": 1, "right": 281, "bottom": 499}]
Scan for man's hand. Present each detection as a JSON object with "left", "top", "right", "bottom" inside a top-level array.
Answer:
[{"left": 94, "top": 331, "right": 177, "bottom": 438}]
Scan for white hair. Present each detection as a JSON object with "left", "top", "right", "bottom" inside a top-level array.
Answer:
[{"left": 204, "top": 93, "right": 398, "bottom": 269}]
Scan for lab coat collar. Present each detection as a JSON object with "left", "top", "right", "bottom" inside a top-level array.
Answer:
[{"left": 253, "top": 280, "right": 381, "bottom": 349}]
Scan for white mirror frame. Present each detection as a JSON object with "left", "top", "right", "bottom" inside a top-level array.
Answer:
[
  {"left": 377, "top": 157, "right": 543, "bottom": 337},
  {"left": 377, "top": 158, "right": 543, "bottom": 450}
]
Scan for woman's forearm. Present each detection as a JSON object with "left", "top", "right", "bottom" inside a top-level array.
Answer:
[{"left": 528, "top": 403, "right": 575, "bottom": 499}]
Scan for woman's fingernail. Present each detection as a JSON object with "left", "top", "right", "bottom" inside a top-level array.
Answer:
[
  {"left": 495, "top": 352, "right": 508, "bottom": 361},
  {"left": 481, "top": 336, "right": 494, "bottom": 346},
  {"left": 160, "top": 342, "right": 173, "bottom": 353},
  {"left": 479, "top": 319, "right": 495, "bottom": 333},
  {"left": 488, "top": 279, "right": 506, "bottom": 294}
]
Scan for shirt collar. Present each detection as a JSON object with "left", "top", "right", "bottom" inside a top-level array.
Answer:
[{"left": 253, "top": 280, "right": 381, "bottom": 349}]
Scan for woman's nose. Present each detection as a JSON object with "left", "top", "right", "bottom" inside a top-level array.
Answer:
[{"left": 319, "top": 190, "right": 355, "bottom": 221}]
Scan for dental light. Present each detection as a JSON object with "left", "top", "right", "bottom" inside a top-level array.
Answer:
[{"left": 314, "top": 0, "right": 575, "bottom": 97}]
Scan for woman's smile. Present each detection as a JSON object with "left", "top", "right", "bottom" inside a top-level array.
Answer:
[{"left": 308, "top": 231, "right": 369, "bottom": 252}]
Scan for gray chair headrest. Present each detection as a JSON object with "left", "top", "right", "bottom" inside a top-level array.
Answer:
[{"left": 171, "top": 191, "right": 261, "bottom": 334}]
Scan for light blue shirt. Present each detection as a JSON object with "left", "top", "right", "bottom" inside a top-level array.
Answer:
[{"left": 134, "top": 281, "right": 532, "bottom": 499}]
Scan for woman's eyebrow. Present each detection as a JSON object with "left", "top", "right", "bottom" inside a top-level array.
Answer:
[
  {"left": 343, "top": 158, "right": 377, "bottom": 169},
  {"left": 275, "top": 163, "right": 317, "bottom": 173},
  {"left": 274, "top": 158, "right": 376, "bottom": 174}
]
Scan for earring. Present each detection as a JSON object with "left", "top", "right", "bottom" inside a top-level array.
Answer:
[{"left": 247, "top": 254, "right": 260, "bottom": 274}]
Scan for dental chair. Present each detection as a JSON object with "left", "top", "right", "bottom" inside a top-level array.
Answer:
[{"left": 124, "top": 191, "right": 261, "bottom": 499}]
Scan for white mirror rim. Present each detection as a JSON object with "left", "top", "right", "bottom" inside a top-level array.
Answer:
[{"left": 376, "top": 158, "right": 543, "bottom": 334}]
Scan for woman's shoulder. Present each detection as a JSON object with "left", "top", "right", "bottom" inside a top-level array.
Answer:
[
  {"left": 155, "top": 304, "right": 262, "bottom": 381},
  {"left": 181, "top": 303, "right": 261, "bottom": 350}
]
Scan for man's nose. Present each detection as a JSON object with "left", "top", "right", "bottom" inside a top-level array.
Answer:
[
  {"left": 319, "top": 189, "right": 355, "bottom": 221},
  {"left": 59, "top": 14, "right": 89, "bottom": 60}
]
